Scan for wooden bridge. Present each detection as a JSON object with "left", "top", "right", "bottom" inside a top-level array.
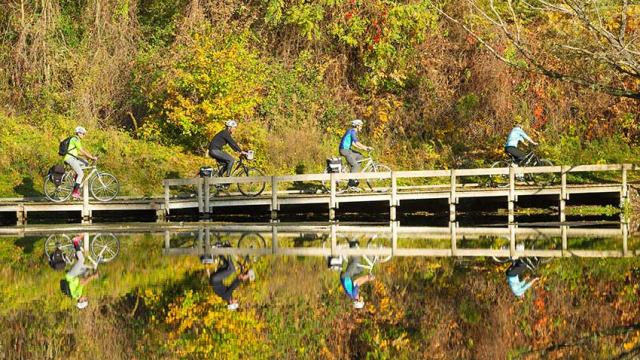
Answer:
[
  {"left": 0, "top": 222, "right": 634, "bottom": 259},
  {"left": 160, "top": 222, "right": 635, "bottom": 259},
  {"left": 0, "top": 163, "right": 635, "bottom": 225}
]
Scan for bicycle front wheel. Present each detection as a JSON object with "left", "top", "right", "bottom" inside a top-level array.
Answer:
[
  {"left": 45, "top": 234, "right": 73, "bottom": 259},
  {"left": 90, "top": 172, "right": 119, "bottom": 202},
  {"left": 44, "top": 173, "right": 74, "bottom": 202},
  {"left": 366, "top": 236, "right": 392, "bottom": 264},
  {"left": 91, "top": 233, "right": 120, "bottom": 263},
  {"left": 526, "top": 158, "right": 555, "bottom": 187},
  {"left": 489, "top": 161, "right": 511, "bottom": 188},
  {"left": 365, "top": 164, "right": 392, "bottom": 192},
  {"left": 235, "top": 167, "right": 266, "bottom": 196}
]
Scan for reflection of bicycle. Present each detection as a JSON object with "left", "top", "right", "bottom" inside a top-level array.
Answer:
[
  {"left": 201, "top": 233, "right": 265, "bottom": 273},
  {"left": 327, "top": 235, "right": 392, "bottom": 272},
  {"left": 491, "top": 242, "right": 552, "bottom": 272},
  {"left": 44, "top": 233, "right": 120, "bottom": 265},
  {"left": 322, "top": 150, "right": 392, "bottom": 193},
  {"left": 209, "top": 151, "right": 266, "bottom": 197},
  {"left": 44, "top": 160, "right": 119, "bottom": 202},
  {"left": 489, "top": 149, "right": 555, "bottom": 187}
]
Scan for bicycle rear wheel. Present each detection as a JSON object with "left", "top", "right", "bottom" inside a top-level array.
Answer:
[
  {"left": 365, "top": 164, "right": 392, "bottom": 192},
  {"left": 235, "top": 167, "right": 266, "bottom": 196},
  {"left": 90, "top": 233, "right": 120, "bottom": 263},
  {"left": 365, "top": 236, "right": 392, "bottom": 264},
  {"left": 44, "top": 172, "right": 74, "bottom": 202},
  {"left": 526, "top": 158, "right": 555, "bottom": 187},
  {"left": 321, "top": 168, "right": 348, "bottom": 194},
  {"left": 90, "top": 172, "right": 119, "bottom": 202},
  {"left": 489, "top": 161, "right": 511, "bottom": 188}
]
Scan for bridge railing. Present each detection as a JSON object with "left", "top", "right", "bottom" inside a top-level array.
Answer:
[{"left": 163, "top": 163, "right": 636, "bottom": 219}]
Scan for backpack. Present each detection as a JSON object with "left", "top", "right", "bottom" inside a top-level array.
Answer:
[
  {"left": 60, "top": 279, "right": 72, "bottom": 297},
  {"left": 48, "top": 164, "right": 66, "bottom": 187},
  {"left": 49, "top": 248, "right": 67, "bottom": 271},
  {"left": 58, "top": 136, "right": 76, "bottom": 156}
]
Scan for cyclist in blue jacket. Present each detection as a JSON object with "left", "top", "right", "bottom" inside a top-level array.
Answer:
[
  {"left": 506, "top": 259, "right": 539, "bottom": 298},
  {"left": 505, "top": 124, "right": 538, "bottom": 164},
  {"left": 339, "top": 119, "right": 373, "bottom": 188}
]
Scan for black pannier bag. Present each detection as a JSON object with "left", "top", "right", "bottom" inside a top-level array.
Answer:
[
  {"left": 48, "top": 164, "right": 66, "bottom": 186},
  {"left": 49, "top": 248, "right": 66, "bottom": 271},
  {"left": 199, "top": 166, "right": 214, "bottom": 177},
  {"left": 326, "top": 157, "right": 342, "bottom": 173}
]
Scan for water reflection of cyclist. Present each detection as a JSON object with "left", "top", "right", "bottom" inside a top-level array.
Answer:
[
  {"left": 506, "top": 259, "right": 539, "bottom": 298},
  {"left": 208, "top": 120, "right": 247, "bottom": 177},
  {"left": 340, "top": 255, "right": 375, "bottom": 309},
  {"left": 65, "top": 234, "right": 98, "bottom": 309},
  {"left": 205, "top": 255, "right": 253, "bottom": 311},
  {"left": 504, "top": 124, "right": 538, "bottom": 164},
  {"left": 339, "top": 119, "right": 373, "bottom": 188}
]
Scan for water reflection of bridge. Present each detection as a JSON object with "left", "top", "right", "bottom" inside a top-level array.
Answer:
[{"left": 161, "top": 223, "right": 634, "bottom": 259}]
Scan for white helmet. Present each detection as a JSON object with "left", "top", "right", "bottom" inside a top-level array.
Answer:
[
  {"left": 227, "top": 302, "right": 239, "bottom": 311},
  {"left": 353, "top": 300, "right": 365, "bottom": 309},
  {"left": 225, "top": 120, "right": 238, "bottom": 128},
  {"left": 351, "top": 119, "right": 364, "bottom": 127},
  {"left": 75, "top": 126, "right": 87, "bottom": 135},
  {"left": 77, "top": 299, "right": 89, "bottom": 309}
]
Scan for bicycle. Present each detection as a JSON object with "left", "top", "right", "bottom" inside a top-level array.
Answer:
[
  {"left": 491, "top": 242, "right": 552, "bottom": 273},
  {"left": 201, "top": 232, "right": 265, "bottom": 276},
  {"left": 207, "top": 150, "right": 266, "bottom": 197},
  {"left": 327, "top": 235, "right": 392, "bottom": 272},
  {"left": 44, "top": 233, "right": 120, "bottom": 267},
  {"left": 322, "top": 150, "right": 392, "bottom": 193},
  {"left": 44, "top": 159, "right": 119, "bottom": 202},
  {"left": 489, "top": 148, "right": 555, "bottom": 188}
]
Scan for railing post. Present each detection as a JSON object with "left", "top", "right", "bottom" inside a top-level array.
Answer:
[
  {"left": 272, "top": 224, "right": 278, "bottom": 255},
  {"left": 82, "top": 184, "right": 91, "bottom": 224},
  {"left": 509, "top": 223, "right": 516, "bottom": 259},
  {"left": 329, "top": 172, "right": 336, "bottom": 222},
  {"left": 197, "top": 178, "right": 204, "bottom": 213},
  {"left": 390, "top": 171, "right": 398, "bottom": 222},
  {"left": 621, "top": 164, "right": 629, "bottom": 209},
  {"left": 83, "top": 232, "right": 90, "bottom": 252},
  {"left": 164, "top": 180, "right": 170, "bottom": 216},
  {"left": 561, "top": 225, "right": 568, "bottom": 257},
  {"left": 623, "top": 222, "right": 629, "bottom": 257},
  {"left": 450, "top": 221, "right": 457, "bottom": 257},
  {"left": 508, "top": 166, "right": 516, "bottom": 224},
  {"left": 164, "top": 230, "right": 170, "bottom": 250},
  {"left": 271, "top": 176, "right": 279, "bottom": 222},
  {"left": 330, "top": 223, "right": 337, "bottom": 256},
  {"left": 560, "top": 166, "right": 568, "bottom": 223},
  {"left": 204, "top": 177, "right": 210, "bottom": 215},
  {"left": 449, "top": 169, "right": 457, "bottom": 224},
  {"left": 391, "top": 220, "right": 398, "bottom": 256}
]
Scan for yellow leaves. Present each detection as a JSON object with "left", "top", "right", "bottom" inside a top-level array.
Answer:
[{"left": 624, "top": 330, "right": 640, "bottom": 351}]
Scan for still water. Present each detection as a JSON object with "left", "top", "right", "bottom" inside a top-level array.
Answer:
[{"left": 1, "top": 222, "right": 639, "bottom": 359}]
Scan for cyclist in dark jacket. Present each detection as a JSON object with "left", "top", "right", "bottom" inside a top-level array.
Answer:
[
  {"left": 208, "top": 120, "right": 245, "bottom": 177},
  {"left": 207, "top": 255, "right": 251, "bottom": 310}
]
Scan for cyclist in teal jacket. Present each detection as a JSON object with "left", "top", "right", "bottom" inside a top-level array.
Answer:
[
  {"left": 506, "top": 259, "right": 539, "bottom": 298},
  {"left": 339, "top": 119, "right": 373, "bottom": 188}
]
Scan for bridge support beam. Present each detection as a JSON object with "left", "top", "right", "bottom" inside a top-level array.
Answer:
[
  {"left": 329, "top": 173, "right": 337, "bottom": 222},
  {"left": 561, "top": 225, "right": 568, "bottom": 256},
  {"left": 156, "top": 208, "right": 167, "bottom": 223},
  {"left": 82, "top": 185, "right": 91, "bottom": 224},
  {"left": 16, "top": 204, "right": 26, "bottom": 226}
]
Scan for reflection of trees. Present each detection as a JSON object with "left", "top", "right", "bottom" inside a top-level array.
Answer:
[{"left": 439, "top": 1, "right": 640, "bottom": 99}]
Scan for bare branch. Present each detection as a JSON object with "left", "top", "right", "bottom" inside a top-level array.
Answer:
[{"left": 620, "top": 0, "right": 628, "bottom": 44}]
